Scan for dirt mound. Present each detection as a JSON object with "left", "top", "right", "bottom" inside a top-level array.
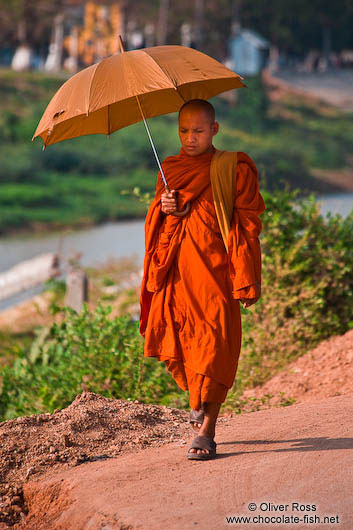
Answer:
[
  {"left": 241, "top": 329, "right": 353, "bottom": 410},
  {"left": 0, "top": 392, "right": 190, "bottom": 528}
]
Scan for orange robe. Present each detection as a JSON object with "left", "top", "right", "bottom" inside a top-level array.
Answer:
[{"left": 139, "top": 146, "right": 265, "bottom": 410}]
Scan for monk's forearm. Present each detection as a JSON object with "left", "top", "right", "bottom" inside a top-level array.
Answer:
[
  {"left": 232, "top": 282, "right": 260, "bottom": 300},
  {"left": 248, "top": 236, "right": 262, "bottom": 284},
  {"left": 228, "top": 230, "right": 262, "bottom": 300}
]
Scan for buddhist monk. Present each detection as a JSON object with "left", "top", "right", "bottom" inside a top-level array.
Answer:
[{"left": 139, "top": 99, "right": 265, "bottom": 460}]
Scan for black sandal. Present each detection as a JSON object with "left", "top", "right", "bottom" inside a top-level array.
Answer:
[{"left": 187, "top": 435, "right": 217, "bottom": 460}]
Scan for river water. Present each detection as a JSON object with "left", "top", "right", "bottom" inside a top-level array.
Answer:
[{"left": 0, "top": 192, "right": 352, "bottom": 311}]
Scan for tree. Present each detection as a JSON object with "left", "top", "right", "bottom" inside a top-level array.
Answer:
[{"left": 0, "top": 0, "right": 64, "bottom": 48}]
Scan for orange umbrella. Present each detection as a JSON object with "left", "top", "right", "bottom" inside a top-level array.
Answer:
[{"left": 33, "top": 37, "right": 246, "bottom": 213}]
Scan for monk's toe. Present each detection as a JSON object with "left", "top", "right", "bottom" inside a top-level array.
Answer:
[{"left": 187, "top": 435, "right": 217, "bottom": 460}]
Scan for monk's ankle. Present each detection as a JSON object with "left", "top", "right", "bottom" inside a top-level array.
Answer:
[{"left": 199, "top": 427, "right": 215, "bottom": 439}]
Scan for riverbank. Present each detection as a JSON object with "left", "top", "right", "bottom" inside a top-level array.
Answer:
[
  {"left": 2, "top": 181, "right": 353, "bottom": 242},
  {"left": 1, "top": 68, "right": 353, "bottom": 237},
  {"left": 0, "top": 214, "right": 146, "bottom": 239}
]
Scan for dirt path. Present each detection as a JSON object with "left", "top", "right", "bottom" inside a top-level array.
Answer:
[{"left": 14, "top": 394, "right": 353, "bottom": 530}]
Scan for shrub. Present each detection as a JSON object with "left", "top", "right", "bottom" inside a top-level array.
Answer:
[
  {"left": 227, "top": 188, "right": 353, "bottom": 402},
  {"left": 0, "top": 302, "right": 184, "bottom": 420}
]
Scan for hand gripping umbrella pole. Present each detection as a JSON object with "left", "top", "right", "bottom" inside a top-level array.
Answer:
[{"left": 118, "top": 36, "right": 190, "bottom": 217}]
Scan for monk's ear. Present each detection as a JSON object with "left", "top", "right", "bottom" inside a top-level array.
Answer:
[{"left": 212, "top": 121, "right": 219, "bottom": 136}]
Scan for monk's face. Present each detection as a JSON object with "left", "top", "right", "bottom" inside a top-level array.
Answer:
[{"left": 178, "top": 108, "right": 219, "bottom": 156}]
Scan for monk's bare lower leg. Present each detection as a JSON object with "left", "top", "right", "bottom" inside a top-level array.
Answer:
[{"left": 189, "top": 402, "right": 222, "bottom": 455}]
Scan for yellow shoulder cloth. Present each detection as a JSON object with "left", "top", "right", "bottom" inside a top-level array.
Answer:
[{"left": 209, "top": 149, "right": 238, "bottom": 252}]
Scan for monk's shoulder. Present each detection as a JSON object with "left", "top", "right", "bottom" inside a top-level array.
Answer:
[
  {"left": 162, "top": 154, "right": 179, "bottom": 163},
  {"left": 235, "top": 151, "right": 257, "bottom": 172},
  {"left": 161, "top": 153, "right": 182, "bottom": 168},
  {"left": 233, "top": 152, "right": 259, "bottom": 193},
  {"left": 217, "top": 150, "right": 257, "bottom": 172}
]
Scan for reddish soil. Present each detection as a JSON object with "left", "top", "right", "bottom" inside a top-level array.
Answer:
[
  {"left": 240, "top": 329, "right": 353, "bottom": 410},
  {"left": 9, "top": 395, "right": 353, "bottom": 530},
  {"left": 0, "top": 393, "right": 192, "bottom": 528}
]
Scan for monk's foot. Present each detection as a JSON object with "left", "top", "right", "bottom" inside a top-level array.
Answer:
[
  {"left": 188, "top": 402, "right": 220, "bottom": 457},
  {"left": 188, "top": 428, "right": 215, "bottom": 455},
  {"left": 187, "top": 433, "right": 217, "bottom": 459}
]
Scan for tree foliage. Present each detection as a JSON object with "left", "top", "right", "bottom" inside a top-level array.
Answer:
[{"left": 1, "top": 0, "right": 353, "bottom": 58}]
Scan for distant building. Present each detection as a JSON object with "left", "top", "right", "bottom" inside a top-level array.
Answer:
[{"left": 228, "top": 26, "right": 270, "bottom": 76}]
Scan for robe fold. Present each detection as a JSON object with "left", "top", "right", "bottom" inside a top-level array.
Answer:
[{"left": 139, "top": 146, "right": 265, "bottom": 410}]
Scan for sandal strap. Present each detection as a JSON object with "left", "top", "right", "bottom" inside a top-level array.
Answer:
[
  {"left": 189, "top": 409, "right": 204, "bottom": 424},
  {"left": 188, "top": 435, "right": 216, "bottom": 452}
]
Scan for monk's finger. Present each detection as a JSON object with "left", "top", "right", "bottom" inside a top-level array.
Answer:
[
  {"left": 161, "top": 190, "right": 176, "bottom": 199},
  {"left": 161, "top": 201, "right": 177, "bottom": 214},
  {"left": 161, "top": 190, "right": 175, "bottom": 199},
  {"left": 162, "top": 197, "right": 177, "bottom": 206},
  {"left": 161, "top": 201, "right": 177, "bottom": 212},
  {"left": 161, "top": 193, "right": 177, "bottom": 212},
  {"left": 242, "top": 298, "right": 257, "bottom": 308},
  {"left": 165, "top": 193, "right": 177, "bottom": 206}
]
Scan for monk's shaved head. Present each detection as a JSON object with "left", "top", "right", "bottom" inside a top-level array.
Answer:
[
  {"left": 178, "top": 99, "right": 215, "bottom": 124},
  {"left": 178, "top": 99, "right": 219, "bottom": 156}
]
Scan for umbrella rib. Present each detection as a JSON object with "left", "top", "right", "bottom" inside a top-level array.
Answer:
[
  {"left": 86, "top": 62, "right": 100, "bottom": 116},
  {"left": 140, "top": 50, "right": 181, "bottom": 94}
]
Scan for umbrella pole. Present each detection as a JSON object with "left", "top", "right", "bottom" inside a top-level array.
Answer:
[
  {"left": 118, "top": 35, "right": 170, "bottom": 192},
  {"left": 117, "top": 35, "right": 190, "bottom": 216},
  {"left": 135, "top": 96, "right": 190, "bottom": 216},
  {"left": 135, "top": 96, "right": 170, "bottom": 193}
]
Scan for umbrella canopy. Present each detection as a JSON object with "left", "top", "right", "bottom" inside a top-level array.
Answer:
[{"left": 33, "top": 44, "right": 246, "bottom": 148}]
